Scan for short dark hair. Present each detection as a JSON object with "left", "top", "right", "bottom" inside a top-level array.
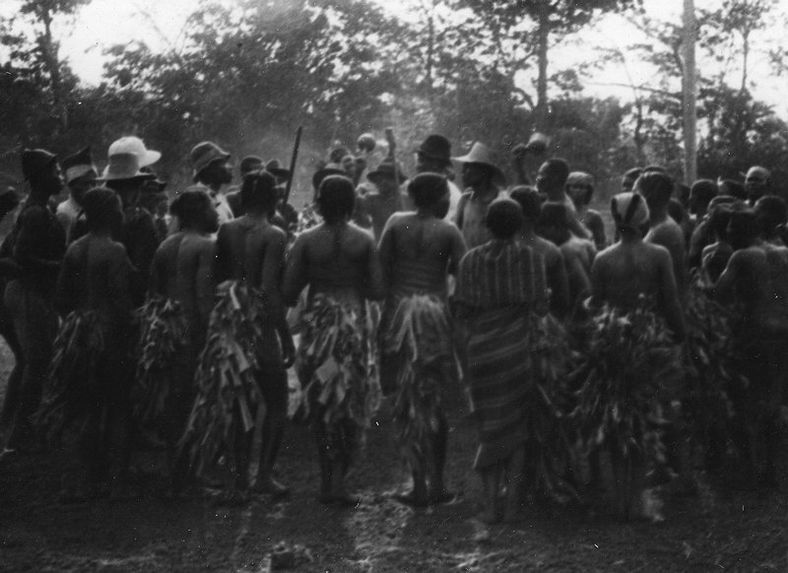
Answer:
[
  {"left": 542, "top": 158, "right": 570, "bottom": 187},
  {"left": 241, "top": 170, "right": 278, "bottom": 214},
  {"left": 754, "top": 195, "right": 787, "bottom": 238},
  {"left": 690, "top": 179, "right": 718, "bottom": 210},
  {"left": 317, "top": 175, "right": 356, "bottom": 223},
  {"left": 636, "top": 171, "right": 673, "bottom": 209},
  {"left": 708, "top": 204, "right": 733, "bottom": 242},
  {"left": 509, "top": 186, "right": 542, "bottom": 222},
  {"left": 170, "top": 189, "right": 213, "bottom": 230},
  {"left": 486, "top": 198, "right": 523, "bottom": 239},
  {"left": 408, "top": 172, "right": 448, "bottom": 209},
  {"left": 667, "top": 198, "right": 686, "bottom": 224},
  {"left": 82, "top": 187, "right": 120, "bottom": 231}
]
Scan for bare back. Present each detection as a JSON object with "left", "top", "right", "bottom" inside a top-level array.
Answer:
[
  {"left": 519, "top": 233, "right": 570, "bottom": 318},
  {"left": 283, "top": 221, "right": 384, "bottom": 307},
  {"left": 150, "top": 231, "right": 215, "bottom": 328},
  {"left": 646, "top": 218, "right": 688, "bottom": 298},
  {"left": 591, "top": 240, "right": 685, "bottom": 339},
  {"left": 378, "top": 212, "right": 466, "bottom": 298}
]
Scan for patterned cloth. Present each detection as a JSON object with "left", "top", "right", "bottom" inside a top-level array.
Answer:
[
  {"left": 456, "top": 239, "right": 547, "bottom": 469},
  {"left": 379, "top": 293, "right": 457, "bottom": 475},
  {"left": 295, "top": 293, "right": 379, "bottom": 463}
]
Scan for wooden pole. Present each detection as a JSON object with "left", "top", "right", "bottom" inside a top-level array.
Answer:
[
  {"left": 283, "top": 126, "right": 303, "bottom": 205},
  {"left": 682, "top": 0, "right": 697, "bottom": 184}
]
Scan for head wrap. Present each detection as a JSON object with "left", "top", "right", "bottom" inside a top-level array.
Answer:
[{"left": 611, "top": 192, "right": 649, "bottom": 231}]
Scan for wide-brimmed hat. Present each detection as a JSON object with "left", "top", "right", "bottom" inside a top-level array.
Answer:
[
  {"left": 415, "top": 134, "right": 452, "bottom": 165},
  {"left": 367, "top": 159, "right": 406, "bottom": 184},
  {"left": 567, "top": 171, "right": 594, "bottom": 188},
  {"left": 525, "top": 132, "right": 550, "bottom": 153},
  {"left": 312, "top": 162, "right": 346, "bottom": 190},
  {"left": 21, "top": 148, "right": 57, "bottom": 181},
  {"left": 190, "top": 141, "right": 231, "bottom": 181},
  {"left": 99, "top": 152, "right": 156, "bottom": 182},
  {"left": 265, "top": 159, "right": 291, "bottom": 181},
  {"left": 108, "top": 136, "right": 160, "bottom": 168},
  {"left": 62, "top": 146, "right": 97, "bottom": 185},
  {"left": 452, "top": 142, "right": 505, "bottom": 185}
]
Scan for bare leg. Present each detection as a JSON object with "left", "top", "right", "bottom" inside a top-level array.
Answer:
[
  {"left": 428, "top": 412, "right": 454, "bottom": 503},
  {"left": 503, "top": 448, "right": 525, "bottom": 522},
  {"left": 255, "top": 368, "right": 289, "bottom": 496}
]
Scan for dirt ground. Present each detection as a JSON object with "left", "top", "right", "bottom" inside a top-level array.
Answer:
[{"left": 0, "top": 339, "right": 785, "bottom": 573}]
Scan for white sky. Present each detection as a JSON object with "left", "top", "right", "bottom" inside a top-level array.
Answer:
[{"left": 4, "top": 0, "right": 787, "bottom": 116}]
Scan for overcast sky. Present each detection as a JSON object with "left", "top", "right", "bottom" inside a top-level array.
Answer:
[{"left": 7, "top": 0, "right": 788, "bottom": 116}]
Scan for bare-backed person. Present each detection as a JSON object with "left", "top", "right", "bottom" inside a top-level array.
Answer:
[
  {"left": 149, "top": 190, "right": 219, "bottom": 483},
  {"left": 284, "top": 175, "right": 385, "bottom": 505},
  {"left": 714, "top": 208, "right": 788, "bottom": 487},
  {"left": 215, "top": 170, "right": 295, "bottom": 496},
  {"left": 378, "top": 172, "right": 467, "bottom": 507}
]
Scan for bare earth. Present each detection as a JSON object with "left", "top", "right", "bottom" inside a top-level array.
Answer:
[{"left": 0, "top": 339, "right": 785, "bottom": 572}]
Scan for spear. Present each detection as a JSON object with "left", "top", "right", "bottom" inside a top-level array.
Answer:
[{"left": 284, "top": 125, "right": 303, "bottom": 205}]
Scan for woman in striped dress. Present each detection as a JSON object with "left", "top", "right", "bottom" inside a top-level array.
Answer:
[{"left": 455, "top": 198, "right": 548, "bottom": 523}]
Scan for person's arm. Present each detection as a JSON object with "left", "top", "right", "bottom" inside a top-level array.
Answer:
[
  {"left": 261, "top": 229, "right": 294, "bottom": 367},
  {"left": 565, "top": 251, "right": 591, "bottom": 301},
  {"left": 377, "top": 217, "right": 396, "bottom": 289},
  {"left": 657, "top": 249, "right": 686, "bottom": 341},
  {"left": 148, "top": 244, "right": 166, "bottom": 298},
  {"left": 195, "top": 239, "right": 217, "bottom": 328},
  {"left": 589, "top": 212, "right": 606, "bottom": 251},
  {"left": 214, "top": 224, "right": 231, "bottom": 285},
  {"left": 589, "top": 255, "right": 607, "bottom": 310},
  {"left": 282, "top": 234, "right": 308, "bottom": 307},
  {"left": 13, "top": 206, "right": 65, "bottom": 274},
  {"left": 447, "top": 224, "right": 467, "bottom": 276},
  {"left": 55, "top": 248, "right": 78, "bottom": 316},
  {"left": 549, "top": 249, "right": 571, "bottom": 319},
  {"left": 713, "top": 251, "right": 743, "bottom": 303},
  {"left": 365, "top": 236, "right": 385, "bottom": 301},
  {"left": 108, "top": 244, "right": 134, "bottom": 320}
]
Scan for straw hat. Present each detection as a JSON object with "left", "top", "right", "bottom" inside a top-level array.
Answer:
[
  {"left": 452, "top": 142, "right": 505, "bottom": 185},
  {"left": 108, "top": 136, "right": 160, "bottom": 168},
  {"left": 100, "top": 152, "right": 155, "bottom": 182}
]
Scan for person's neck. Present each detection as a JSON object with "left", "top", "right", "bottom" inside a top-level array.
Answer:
[
  {"left": 90, "top": 227, "right": 113, "bottom": 239},
  {"left": 28, "top": 189, "right": 51, "bottom": 205},
  {"left": 245, "top": 210, "right": 270, "bottom": 222},
  {"left": 519, "top": 224, "right": 536, "bottom": 240},
  {"left": 199, "top": 179, "right": 221, "bottom": 194},
  {"left": 546, "top": 187, "right": 566, "bottom": 202},
  {"left": 649, "top": 208, "right": 668, "bottom": 226},
  {"left": 416, "top": 207, "right": 435, "bottom": 219},
  {"left": 619, "top": 229, "right": 643, "bottom": 244}
]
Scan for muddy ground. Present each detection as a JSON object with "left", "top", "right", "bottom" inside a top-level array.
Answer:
[{"left": 0, "top": 339, "right": 785, "bottom": 573}]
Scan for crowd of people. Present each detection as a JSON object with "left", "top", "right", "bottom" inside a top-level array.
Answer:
[{"left": 0, "top": 130, "right": 785, "bottom": 525}]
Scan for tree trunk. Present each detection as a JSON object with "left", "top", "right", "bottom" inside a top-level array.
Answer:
[
  {"left": 535, "top": 0, "right": 550, "bottom": 130},
  {"left": 682, "top": 0, "right": 697, "bottom": 184},
  {"left": 37, "top": 5, "right": 68, "bottom": 131}
]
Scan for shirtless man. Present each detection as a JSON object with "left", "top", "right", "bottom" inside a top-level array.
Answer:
[
  {"left": 149, "top": 190, "right": 218, "bottom": 483},
  {"left": 453, "top": 142, "right": 507, "bottom": 249},
  {"left": 714, "top": 209, "right": 788, "bottom": 486},
  {"left": 57, "top": 146, "right": 97, "bottom": 242},
  {"left": 566, "top": 171, "right": 606, "bottom": 250},
  {"left": 744, "top": 166, "right": 772, "bottom": 206},
  {"left": 510, "top": 186, "right": 570, "bottom": 320},
  {"left": 2, "top": 149, "right": 66, "bottom": 455},
  {"left": 55, "top": 187, "right": 134, "bottom": 497},
  {"left": 536, "top": 158, "right": 591, "bottom": 241},
  {"left": 215, "top": 170, "right": 295, "bottom": 496},
  {"left": 378, "top": 173, "right": 466, "bottom": 506},
  {"left": 284, "top": 175, "right": 385, "bottom": 504},
  {"left": 354, "top": 159, "right": 408, "bottom": 241},
  {"left": 590, "top": 192, "right": 685, "bottom": 517},
  {"left": 637, "top": 171, "right": 689, "bottom": 301}
]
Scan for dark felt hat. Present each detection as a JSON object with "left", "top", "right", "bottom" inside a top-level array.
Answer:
[
  {"left": 416, "top": 134, "right": 452, "bottom": 165},
  {"left": 62, "top": 146, "right": 97, "bottom": 184},
  {"left": 190, "top": 141, "right": 231, "bottom": 181},
  {"left": 21, "top": 148, "right": 57, "bottom": 181},
  {"left": 240, "top": 155, "right": 264, "bottom": 175},
  {"left": 367, "top": 159, "right": 406, "bottom": 184},
  {"left": 265, "top": 159, "right": 291, "bottom": 181}
]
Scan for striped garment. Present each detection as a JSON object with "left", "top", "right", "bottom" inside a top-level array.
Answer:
[{"left": 455, "top": 239, "right": 548, "bottom": 469}]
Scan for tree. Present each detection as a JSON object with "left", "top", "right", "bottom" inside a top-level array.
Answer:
[{"left": 458, "top": 0, "right": 636, "bottom": 128}]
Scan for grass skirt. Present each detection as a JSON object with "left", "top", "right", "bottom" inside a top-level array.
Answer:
[
  {"left": 379, "top": 294, "right": 456, "bottom": 477},
  {"left": 179, "top": 281, "right": 272, "bottom": 478},
  {"left": 295, "top": 293, "right": 379, "bottom": 463}
]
